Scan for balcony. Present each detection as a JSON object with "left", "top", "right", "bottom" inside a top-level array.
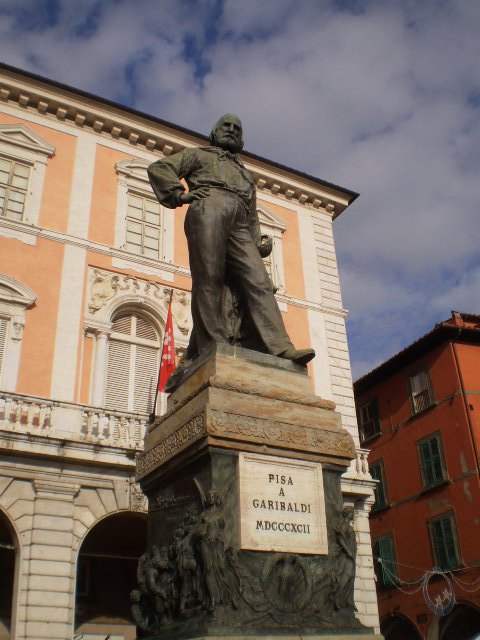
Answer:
[{"left": 0, "top": 390, "right": 148, "bottom": 451}]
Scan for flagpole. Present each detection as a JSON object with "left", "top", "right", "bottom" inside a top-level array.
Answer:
[{"left": 150, "top": 288, "right": 174, "bottom": 423}]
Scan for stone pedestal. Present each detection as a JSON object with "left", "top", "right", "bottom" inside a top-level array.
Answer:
[{"left": 134, "top": 345, "right": 380, "bottom": 639}]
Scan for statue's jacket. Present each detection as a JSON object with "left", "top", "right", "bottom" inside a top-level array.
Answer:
[{"left": 147, "top": 146, "right": 261, "bottom": 246}]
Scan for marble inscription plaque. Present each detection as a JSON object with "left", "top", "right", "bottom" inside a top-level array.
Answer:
[{"left": 238, "top": 452, "right": 328, "bottom": 554}]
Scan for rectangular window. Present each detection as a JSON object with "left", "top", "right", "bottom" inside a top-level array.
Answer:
[
  {"left": 125, "top": 193, "right": 164, "bottom": 259},
  {"left": 358, "top": 398, "right": 381, "bottom": 442},
  {"left": 418, "top": 433, "right": 446, "bottom": 489},
  {"left": 430, "top": 513, "right": 460, "bottom": 570},
  {"left": 409, "top": 368, "right": 434, "bottom": 413},
  {"left": 374, "top": 535, "right": 397, "bottom": 588},
  {"left": 370, "top": 460, "right": 388, "bottom": 510},
  {"left": 0, "top": 157, "right": 30, "bottom": 221}
]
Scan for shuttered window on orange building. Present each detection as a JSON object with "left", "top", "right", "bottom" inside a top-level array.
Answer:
[
  {"left": 430, "top": 513, "right": 460, "bottom": 570},
  {"left": 125, "top": 194, "right": 165, "bottom": 259},
  {"left": 105, "top": 312, "right": 159, "bottom": 414}
]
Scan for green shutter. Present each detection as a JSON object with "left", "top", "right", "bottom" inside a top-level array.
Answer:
[
  {"left": 432, "top": 517, "right": 458, "bottom": 570},
  {"left": 376, "top": 537, "right": 397, "bottom": 586},
  {"left": 371, "top": 463, "right": 386, "bottom": 509},
  {"left": 420, "top": 436, "right": 444, "bottom": 488}
]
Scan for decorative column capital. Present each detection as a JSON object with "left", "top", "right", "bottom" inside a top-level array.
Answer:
[{"left": 83, "top": 319, "right": 112, "bottom": 337}]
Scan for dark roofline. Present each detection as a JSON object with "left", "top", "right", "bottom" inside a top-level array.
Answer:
[
  {"left": 0, "top": 62, "right": 359, "bottom": 206},
  {"left": 354, "top": 314, "right": 480, "bottom": 396}
]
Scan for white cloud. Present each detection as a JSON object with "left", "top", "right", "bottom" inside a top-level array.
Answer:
[{"left": 0, "top": 0, "right": 478, "bottom": 377}]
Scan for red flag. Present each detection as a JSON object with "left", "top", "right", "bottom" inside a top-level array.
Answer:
[{"left": 158, "top": 298, "right": 176, "bottom": 392}]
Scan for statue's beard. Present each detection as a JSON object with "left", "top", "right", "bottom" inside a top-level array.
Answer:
[{"left": 212, "top": 134, "right": 242, "bottom": 153}]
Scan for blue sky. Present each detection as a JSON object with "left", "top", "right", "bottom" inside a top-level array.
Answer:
[{"left": 0, "top": 0, "right": 479, "bottom": 378}]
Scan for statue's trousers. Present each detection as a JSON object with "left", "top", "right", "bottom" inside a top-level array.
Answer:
[{"left": 185, "top": 189, "right": 293, "bottom": 356}]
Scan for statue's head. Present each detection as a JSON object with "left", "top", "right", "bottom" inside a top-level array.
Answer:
[{"left": 209, "top": 114, "right": 243, "bottom": 153}]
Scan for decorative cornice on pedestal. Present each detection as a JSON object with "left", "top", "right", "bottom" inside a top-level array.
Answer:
[
  {"left": 136, "top": 413, "right": 205, "bottom": 479},
  {"left": 0, "top": 67, "right": 357, "bottom": 218},
  {"left": 138, "top": 346, "right": 356, "bottom": 482}
]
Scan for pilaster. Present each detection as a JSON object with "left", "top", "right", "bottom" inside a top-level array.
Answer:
[{"left": 22, "top": 479, "right": 80, "bottom": 639}]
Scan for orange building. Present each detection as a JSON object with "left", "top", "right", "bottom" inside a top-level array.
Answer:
[
  {"left": 354, "top": 311, "right": 480, "bottom": 640},
  {"left": 0, "top": 62, "right": 380, "bottom": 639}
]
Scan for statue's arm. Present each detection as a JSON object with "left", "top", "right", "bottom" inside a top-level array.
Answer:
[{"left": 148, "top": 148, "right": 199, "bottom": 209}]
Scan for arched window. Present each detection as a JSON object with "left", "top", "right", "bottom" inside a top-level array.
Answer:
[
  {"left": 105, "top": 311, "right": 160, "bottom": 413},
  {"left": 0, "top": 510, "right": 17, "bottom": 639},
  {"left": 75, "top": 512, "right": 147, "bottom": 638}
]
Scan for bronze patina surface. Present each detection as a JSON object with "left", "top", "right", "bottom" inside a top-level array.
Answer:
[{"left": 148, "top": 115, "right": 315, "bottom": 390}]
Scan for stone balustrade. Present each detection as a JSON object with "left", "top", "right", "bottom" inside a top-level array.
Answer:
[
  {"left": 0, "top": 390, "right": 148, "bottom": 450},
  {"left": 0, "top": 392, "right": 53, "bottom": 431}
]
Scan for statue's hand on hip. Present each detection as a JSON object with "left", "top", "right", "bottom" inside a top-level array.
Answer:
[{"left": 179, "top": 187, "right": 210, "bottom": 204}]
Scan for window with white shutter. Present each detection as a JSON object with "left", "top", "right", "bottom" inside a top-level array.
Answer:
[
  {"left": 409, "top": 368, "right": 434, "bottom": 413},
  {"left": 105, "top": 312, "right": 159, "bottom": 413},
  {"left": 0, "top": 124, "right": 55, "bottom": 238},
  {"left": 0, "top": 158, "right": 30, "bottom": 221},
  {"left": 115, "top": 159, "right": 174, "bottom": 265},
  {"left": 125, "top": 193, "right": 164, "bottom": 259}
]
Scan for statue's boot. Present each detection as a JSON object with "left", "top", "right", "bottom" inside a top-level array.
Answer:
[{"left": 278, "top": 347, "right": 315, "bottom": 366}]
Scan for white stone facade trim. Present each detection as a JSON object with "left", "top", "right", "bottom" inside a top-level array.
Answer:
[
  {"left": 65, "top": 133, "right": 96, "bottom": 238},
  {"left": 50, "top": 245, "right": 86, "bottom": 401},
  {"left": 307, "top": 309, "right": 334, "bottom": 401},
  {"left": 0, "top": 275, "right": 36, "bottom": 391},
  {"left": 50, "top": 131, "right": 97, "bottom": 401}
]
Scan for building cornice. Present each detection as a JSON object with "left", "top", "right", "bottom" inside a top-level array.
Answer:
[
  {"left": 354, "top": 318, "right": 480, "bottom": 395},
  {"left": 0, "top": 62, "right": 359, "bottom": 218}
]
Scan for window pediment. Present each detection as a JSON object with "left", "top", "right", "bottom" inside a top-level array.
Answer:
[
  {"left": 116, "top": 158, "right": 150, "bottom": 184},
  {"left": 0, "top": 123, "right": 55, "bottom": 158},
  {"left": 257, "top": 204, "right": 286, "bottom": 233},
  {"left": 0, "top": 275, "right": 36, "bottom": 308}
]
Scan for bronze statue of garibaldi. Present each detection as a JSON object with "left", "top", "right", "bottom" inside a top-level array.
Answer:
[{"left": 147, "top": 114, "right": 315, "bottom": 391}]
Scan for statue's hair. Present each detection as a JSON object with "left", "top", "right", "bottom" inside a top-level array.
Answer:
[{"left": 209, "top": 114, "right": 243, "bottom": 150}]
